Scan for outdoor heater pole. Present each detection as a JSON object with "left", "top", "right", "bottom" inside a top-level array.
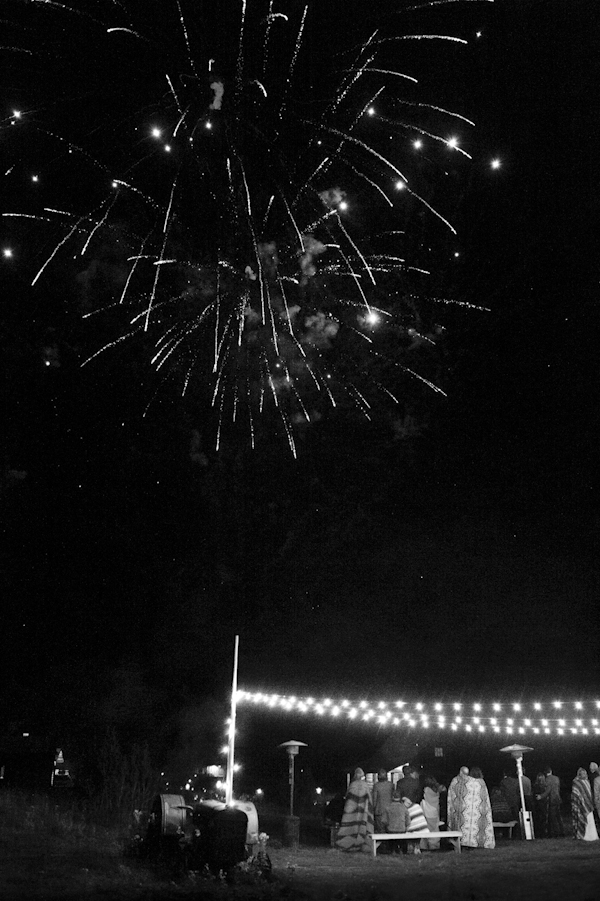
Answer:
[
  {"left": 289, "top": 750, "right": 295, "bottom": 817},
  {"left": 225, "top": 634, "right": 239, "bottom": 806}
]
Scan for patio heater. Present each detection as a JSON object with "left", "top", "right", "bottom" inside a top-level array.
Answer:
[
  {"left": 500, "top": 744, "right": 534, "bottom": 840},
  {"left": 279, "top": 740, "right": 307, "bottom": 849}
]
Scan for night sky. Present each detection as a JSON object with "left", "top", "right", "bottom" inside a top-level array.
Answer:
[{"left": 2, "top": 0, "right": 599, "bottom": 788}]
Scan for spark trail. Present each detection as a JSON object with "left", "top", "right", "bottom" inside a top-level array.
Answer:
[{"left": 2, "top": 0, "right": 494, "bottom": 455}]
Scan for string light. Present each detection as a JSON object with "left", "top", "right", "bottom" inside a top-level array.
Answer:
[{"left": 236, "top": 691, "right": 600, "bottom": 737}]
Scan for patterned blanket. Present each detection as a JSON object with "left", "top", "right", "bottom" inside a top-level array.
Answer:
[
  {"left": 571, "top": 776, "right": 595, "bottom": 840},
  {"left": 447, "top": 775, "right": 495, "bottom": 849}
]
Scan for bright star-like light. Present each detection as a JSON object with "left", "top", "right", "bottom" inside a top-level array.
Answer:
[
  {"left": 491, "top": 158, "right": 501, "bottom": 169},
  {"left": 3, "top": 248, "right": 14, "bottom": 258},
  {"left": 151, "top": 127, "right": 162, "bottom": 138},
  {"left": 413, "top": 139, "right": 423, "bottom": 149},
  {"left": 367, "top": 107, "right": 376, "bottom": 117},
  {"left": 338, "top": 200, "right": 348, "bottom": 211},
  {"left": 446, "top": 137, "right": 459, "bottom": 149},
  {"left": 395, "top": 179, "right": 406, "bottom": 191}
]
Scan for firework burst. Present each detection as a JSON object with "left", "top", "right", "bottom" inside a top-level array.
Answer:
[{"left": 2, "top": 0, "right": 493, "bottom": 456}]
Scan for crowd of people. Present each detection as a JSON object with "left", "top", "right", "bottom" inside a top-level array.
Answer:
[
  {"left": 332, "top": 759, "right": 600, "bottom": 854},
  {"left": 492, "top": 762, "right": 600, "bottom": 842}
]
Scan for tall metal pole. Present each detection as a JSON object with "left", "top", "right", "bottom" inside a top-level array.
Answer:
[
  {"left": 289, "top": 752, "right": 295, "bottom": 817},
  {"left": 515, "top": 756, "right": 528, "bottom": 815},
  {"left": 225, "top": 634, "right": 239, "bottom": 806}
]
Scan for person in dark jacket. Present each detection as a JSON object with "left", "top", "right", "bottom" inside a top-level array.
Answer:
[
  {"left": 395, "top": 765, "right": 422, "bottom": 805},
  {"left": 372, "top": 769, "right": 394, "bottom": 833},
  {"left": 381, "top": 790, "right": 410, "bottom": 854}
]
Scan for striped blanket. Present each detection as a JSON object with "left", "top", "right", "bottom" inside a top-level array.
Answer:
[{"left": 335, "top": 779, "right": 374, "bottom": 852}]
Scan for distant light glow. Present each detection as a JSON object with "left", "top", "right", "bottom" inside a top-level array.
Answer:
[
  {"left": 413, "top": 139, "right": 423, "bottom": 149},
  {"left": 3, "top": 248, "right": 14, "bottom": 258},
  {"left": 446, "top": 137, "right": 459, "bottom": 149},
  {"left": 491, "top": 158, "right": 501, "bottom": 169}
]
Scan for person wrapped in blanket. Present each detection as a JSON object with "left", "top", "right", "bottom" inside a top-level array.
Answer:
[
  {"left": 420, "top": 776, "right": 447, "bottom": 850},
  {"left": 334, "top": 768, "right": 374, "bottom": 853},
  {"left": 491, "top": 785, "right": 514, "bottom": 824},
  {"left": 447, "top": 766, "right": 495, "bottom": 849},
  {"left": 401, "top": 795, "right": 429, "bottom": 855},
  {"left": 571, "top": 768, "right": 599, "bottom": 842}
]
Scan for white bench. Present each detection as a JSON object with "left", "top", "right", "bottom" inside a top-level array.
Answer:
[
  {"left": 493, "top": 820, "right": 517, "bottom": 838},
  {"left": 370, "top": 831, "right": 462, "bottom": 857}
]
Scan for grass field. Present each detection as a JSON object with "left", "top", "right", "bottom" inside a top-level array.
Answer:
[{"left": 1, "top": 792, "right": 599, "bottom": 900}]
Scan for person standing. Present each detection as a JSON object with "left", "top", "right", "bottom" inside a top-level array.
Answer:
[
  {"left": 589, "top": 762, "right": 600, "bottom": 830},
  {"left": 532, "top": 772, "right": 549, "bottom": 838},
  {"left": 491, "top": 785, "right": 513, "bottom": 824},
  {"left": 372, "top": 769, "right": 394, "bottom": 834},
  {"left": 420, "top": 775, "right": 445, "bottom": 850},
  {"left": 500, "top": 770, "right": 520, "bottom": 824},
  {"left": 521, "top": 769, "right": 533, "bottom": 811},
  {"left": 535, "top": 767, "right": 564, "bottom": 837},
  {"left": 395, "top": 765, "right": 422, "bottom": 805},
  {"left": 447, "top": 766, "right": 495, "bottom": 849},
  {"left": 334, "top": 768, "right": 374, "bottom": 853},
  {"left": 571, "top": 768, "right": 599, "bottom": 841}
]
